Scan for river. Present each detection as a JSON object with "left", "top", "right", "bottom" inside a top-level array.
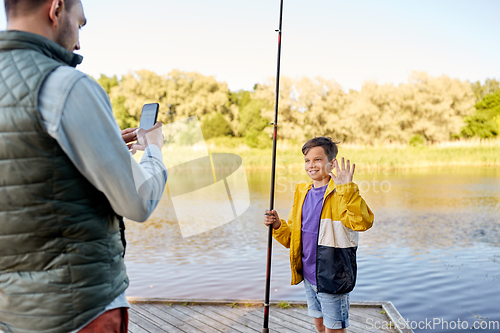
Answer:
[{"left": 124, "top": 165, "right": 500, "bottom": 333}]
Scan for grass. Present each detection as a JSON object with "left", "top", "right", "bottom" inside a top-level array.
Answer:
[
  {"left": 276, "top": 301, "right": 291, "bottom": 309},
  {"left": 227, "top": 302, "right": 239, "bottom": 308},
  {"left": 203, "top": 139, "right": 500, "bottom": 170}
]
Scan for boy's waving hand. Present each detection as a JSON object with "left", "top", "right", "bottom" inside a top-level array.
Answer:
[{"left": 329, "top": 157, "right": 355, "bottom": 185}]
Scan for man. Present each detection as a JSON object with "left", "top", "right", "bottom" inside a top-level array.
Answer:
[{"left": 0, "top": 0, "right": 167, "bottom": 332}]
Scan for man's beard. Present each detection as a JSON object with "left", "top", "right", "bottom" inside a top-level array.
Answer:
[{"left": 55, "top": 16, "right": 74, "bottom": 52}]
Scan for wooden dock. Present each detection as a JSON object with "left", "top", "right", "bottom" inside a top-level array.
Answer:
[{"left": 127, "top": 299, "right": 413, "bottom": 333}]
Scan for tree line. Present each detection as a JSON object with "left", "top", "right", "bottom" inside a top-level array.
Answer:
[{"left": 97, "top": 70, "right": 500, "bottom": 148}]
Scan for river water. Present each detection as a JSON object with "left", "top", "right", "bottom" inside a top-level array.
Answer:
[{"left": 124, "top": 165, "right": 500, "bottom": 333}]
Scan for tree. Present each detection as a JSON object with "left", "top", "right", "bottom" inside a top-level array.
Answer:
[
  {"left": 201, "top": 112, "right": 233, "bottom": 139},
  {"left": 471, "top": 78, "right": 500, "bottom": 102},
  {"left": 461, "top": 90, "right": 500, "bottom": 138},
  {"left": 399, "top": 72, "right": 475, "bottom": 143},
  {"left": 97, "top": 75, "right": 137, "bottom": 129},
  {"left": 97, "top": 74, "right": 119, "bottom": 94}
]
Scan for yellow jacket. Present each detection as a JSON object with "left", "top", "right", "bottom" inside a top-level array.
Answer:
[{"left": 273, "top": 178, "right": 374, "bottom": 293}]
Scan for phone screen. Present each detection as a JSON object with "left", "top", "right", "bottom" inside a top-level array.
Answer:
[{"left": 139, "top": 103, "right": 159, "bottom": 130}]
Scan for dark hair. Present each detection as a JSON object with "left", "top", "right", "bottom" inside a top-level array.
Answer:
[
  {"left": 5, "top": 0, "right": 77, "bottom": 18},
  {"left": 302, "top": 137, "right": 340, "bottom": 161}
]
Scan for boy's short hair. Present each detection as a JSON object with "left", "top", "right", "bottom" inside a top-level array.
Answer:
[{"left": 302, "top": 137, "right": 340, "bottom": 161}]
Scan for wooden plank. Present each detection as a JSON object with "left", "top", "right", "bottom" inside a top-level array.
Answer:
[
  {"left": 129, "top": 298, "right": 307, "bottom": 306},
  {"left": 128, "top": 319, "right": 150, "bottom": 333},
  {"left": 169, "top": 304, "right": 242, "bottom": 333},
  {"left": 353, "top": 306, "right": 392, "bottom": 321},
  {"left": 145, "top": 303, "right": 208, "bottom": 333},
  {"left": 269, "top": 307, "right": 317, "bottom": 331},
  {"left": 204, "top": 305, "right": 263, "bottom": 332},
  {"left": 347, "top": 324, "right": 374, "bottom": 333},
  {"left": 283, "top": 304, "right": 396, "bottom": 333},
  {"left": 186, "top": 304, "right": 258, "bottom": 333},
  {"left": 349, "top": 312, "right": 396, "bottom": 333},
  {"left": 127, "top": 299, "right": 412, "bottom": 333},
  {"left": 208, "top": 305, "right": 296, "bottom": 333},
  {"left": 382, "top": 302, "right": 412, "bottom": 333},
  {"left": 138, "top": 303, "right": 199, "bottom": 333},
  {"left": 131, "top": 305, "right": 187, "bottom": 333},
  {"left": 246, "top": 307, "right": 305, "bottom": 332},
  {"left": 128, "top": 308, "right": 165, "bottom": 333},
  {"left": 162, "top": 304, "right": 226, "bottom": 333}
]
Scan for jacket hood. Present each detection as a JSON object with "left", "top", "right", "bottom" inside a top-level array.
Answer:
[{"left": 0, "top": 30, "right": 83, "bottom": 67}]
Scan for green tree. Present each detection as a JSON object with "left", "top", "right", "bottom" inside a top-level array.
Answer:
[
  {"left": 96, "top": 75, "right": 137, "bottom": 129},
  {"left": 97, "top": 74, "right": 119, "bottom": 94},
  {"left": 238, "top": 99, "right": 272, "bottom": 148},
  {"left": 471, "top": 78, "right": 500, "bottom": 102},
  {"left": 461, "top": 90, "right": 500, "bottom": 138},
  {"left": 111, "top": 95, "right": 138, "bottom": 129},
  {"left": 201, "top": 112, "right": 233, "bottom": 139}
]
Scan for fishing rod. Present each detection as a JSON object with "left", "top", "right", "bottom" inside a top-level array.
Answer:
[{"left": 263, "top": 0, "right": 284, "bottom": 332}]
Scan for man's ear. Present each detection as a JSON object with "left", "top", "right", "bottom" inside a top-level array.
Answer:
[{"left": 48, "top": 0, "right": 65, "bottom": 27}]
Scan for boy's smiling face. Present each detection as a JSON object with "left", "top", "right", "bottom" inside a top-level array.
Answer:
[{"left": 304, "top": 146, "right": 334, "bottom": 187}]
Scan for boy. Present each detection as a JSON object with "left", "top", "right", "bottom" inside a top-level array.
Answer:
[{"left": 264, "top": 137, "right": 374, "bottom": 333}]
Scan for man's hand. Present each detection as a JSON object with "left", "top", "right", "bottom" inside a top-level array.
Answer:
[
  {"left": 121, "top": 127, "right": 138, "bottom": 150},
  {"left": 130, "top": 122, "right": 164, "bottom": 154},
  {"left": 329, "top": 157, "right": 355, "bottom": 185},
  {"left": 264, "top": 210, "right": 281, "bottom": 229}
]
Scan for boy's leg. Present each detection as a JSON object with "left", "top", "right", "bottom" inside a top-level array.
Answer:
[
  {"left": 304, "top": 279, "right": 325, "bottom": 332},
  {"left": 316, "top": 291, "right": 350, "bottom": 331},
  {"left": 313, "top": 317, "right": 326, "bottom": 333},
  {"left": 314, "top": 317, "right": 347, "bottom": 333}
]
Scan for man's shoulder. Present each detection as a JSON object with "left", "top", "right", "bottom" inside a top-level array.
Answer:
[
  {"left": 45, "top": 66, "right": 98, "bottom": 90},
  {"left": 41, "top": 66, "right": 107, "bottom": 105}
]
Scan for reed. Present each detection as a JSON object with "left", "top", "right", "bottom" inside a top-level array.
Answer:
[{"left": 203, "top": 139, "right": 500, "bottom": 170}]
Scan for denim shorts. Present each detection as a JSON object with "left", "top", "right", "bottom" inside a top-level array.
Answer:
[{"left": 303, "top": 278, "right": 350, "bottom": 329}]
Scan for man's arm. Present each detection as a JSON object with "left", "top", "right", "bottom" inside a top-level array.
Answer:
[{"left": 39, "top": 67, "right": 166, "bottom": 222}]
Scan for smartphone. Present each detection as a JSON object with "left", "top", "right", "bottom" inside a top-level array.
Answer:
[{"left": 139, "top": 103, "right": 159, "bottom": 130}]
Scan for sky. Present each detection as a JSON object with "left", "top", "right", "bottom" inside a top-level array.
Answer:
[{"left": 1, "top": 0, "right": 499, "bottom": 92}]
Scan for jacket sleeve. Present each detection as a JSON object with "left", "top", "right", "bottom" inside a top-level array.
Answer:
[
  {"left": 336, "top": 182, "right": 374, "bottom": 231},
  {"left": 272, "top": 184, "right": 301, "bottom": 248},
  {"left": 272, "top": 210, "right": 293, "bottom": 249}
]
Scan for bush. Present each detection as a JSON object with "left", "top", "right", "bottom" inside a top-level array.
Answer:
[
  {"left": 409, "top": 134, "right": 426, "bottom": 147},
  {"left": 244, "top": 130, "right": 272, "bottom": 149},
  {"left": 201, "top": 112, "right": 233, "bottom": 139}
]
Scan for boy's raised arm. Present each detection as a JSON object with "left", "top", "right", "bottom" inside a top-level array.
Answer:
[
  {"left": 329, "top": 158, "right": 374, "bottom": 231},
  {"left": 336, "top": 182, "right": 374, "bottom": 231}
]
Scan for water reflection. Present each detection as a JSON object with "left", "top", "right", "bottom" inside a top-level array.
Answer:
[{"left": 125, "top": 165, "right": 500, "bottom": 264}]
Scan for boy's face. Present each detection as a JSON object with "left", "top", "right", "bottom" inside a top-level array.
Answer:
[{"left": 304, "top": 146, "right": 334, "bottom": 184}]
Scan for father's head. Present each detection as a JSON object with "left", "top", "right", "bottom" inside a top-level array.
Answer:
[{"left": 4, "top": 0, "right": 86, "bottom": 51}]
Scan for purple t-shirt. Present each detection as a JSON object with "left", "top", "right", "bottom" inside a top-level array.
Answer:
[{"left": 301, "top": 184, "right": 328, "bottom": 286}]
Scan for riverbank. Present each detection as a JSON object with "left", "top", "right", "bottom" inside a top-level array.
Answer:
[{"left": 204, "top": 139, "right": 500, "bottom": 170}]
